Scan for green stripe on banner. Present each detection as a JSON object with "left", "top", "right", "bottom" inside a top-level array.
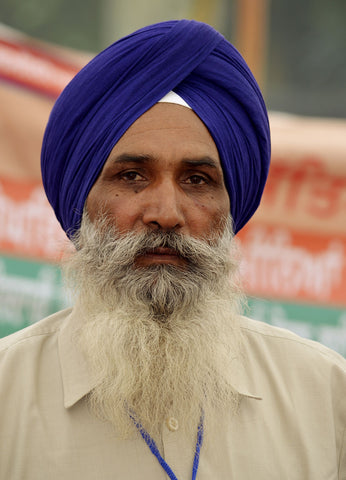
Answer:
[
  {"left": 0, "top": 254, "right": 70, "bottom": 338},
  {"left": 1, "top": 254, "right": 345, "bottom": 357},
  {"left": 247, "top": 297, "right": 346, "bottom": 357}
]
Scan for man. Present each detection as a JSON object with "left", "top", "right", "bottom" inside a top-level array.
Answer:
[{"left": 0, "top": 20, "right": 345, "bottom": 479}]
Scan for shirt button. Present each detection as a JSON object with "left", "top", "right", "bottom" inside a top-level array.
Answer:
[{"left": 166, "top": 417, "right": 179, "bottom": 432}]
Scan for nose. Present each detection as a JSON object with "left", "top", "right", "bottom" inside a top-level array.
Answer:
[{"left": 141, "top": 180, "right": 185, "bottom": 231}]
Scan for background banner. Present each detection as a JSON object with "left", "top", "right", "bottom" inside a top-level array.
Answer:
[{"left": 1, "top": 24, "right": 345, "bottom": 356}]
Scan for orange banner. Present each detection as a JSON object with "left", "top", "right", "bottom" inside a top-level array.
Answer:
[
  {"left": 0, "top": 178, "right": 65, "bottom": 261},
  {"left": 238, "top": 224, "right": 346, "bottom": 307},
  {"left": 0, "top": 37, "right": 80, "bottom": 97},
  {"left": 0, "top": 23, "right": 89, "bottom": 181},
  {"left": 1, "top": 24, "right": 346, "bottom": 309},
  {"left": 258, "top": 113, "right": 346, "bottom": 237},
  {"left": 262, "top": 157, "right": 346, "bottom": 231}
]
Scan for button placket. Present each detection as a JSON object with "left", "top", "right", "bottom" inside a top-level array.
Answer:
[
  {"left": 161, "top": 417, "right": 196, "bottom": 480},
  {"left": 166, "top": 416, "right": 179, "bottom": 432}
]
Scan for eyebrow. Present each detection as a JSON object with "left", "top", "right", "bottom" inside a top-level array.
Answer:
[
  {"left": 181, "top": 157, "right": 218, "bottom": 169},
  {"left": 109, "top": 154, "right": 152, "bottom": 165},
  {"left": 110, "top": 153, "right": 219, "bottom": 168}
]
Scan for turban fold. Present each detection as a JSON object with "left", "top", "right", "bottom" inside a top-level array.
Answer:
[{"left": 41, "top": 19, "right": 270, "bottom": 236}]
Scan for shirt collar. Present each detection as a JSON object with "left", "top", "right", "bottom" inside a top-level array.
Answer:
[
  {"left": 58, "top": 309, "right": 262, "bottom": 409},
  {"left": 58, "top": 308, "right": 96, "bottom": 408},
  {"left": 230, "top": 352, "right": 262, "bottom": 400}
]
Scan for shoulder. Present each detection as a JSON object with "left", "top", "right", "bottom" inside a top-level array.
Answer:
[
  {"left": 238, "top": 317, "right": 346, "bottom": 431},
  {"left": 0, "top": 308, "right": 73, "bottom": 357},
  {"left": 0, "top": 308, "right": 74, "bottom": 408},
  {"left": 239, "top": 316, "right": 346, "bottom": 372}
]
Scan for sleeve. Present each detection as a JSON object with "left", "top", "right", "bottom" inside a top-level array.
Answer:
[{"left": 339, "top": 425, "right": 346, "bottom": 480}]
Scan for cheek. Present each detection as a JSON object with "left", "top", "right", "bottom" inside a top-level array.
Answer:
[
  {"left": 188, "top": 201, "right": 229, "bottom": 237},
  {"left": 104, "top": 197, "right": 144, "bottom": 233},
  {"left": 87, "top": 190, "right": 133, "bottom": 227}
]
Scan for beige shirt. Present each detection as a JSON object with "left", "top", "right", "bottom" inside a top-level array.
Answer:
[{"left": 0, "top": 308, "right": 345, "bottom": 479}]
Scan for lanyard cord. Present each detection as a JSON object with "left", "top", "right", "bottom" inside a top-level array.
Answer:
[{"left": 133, "top": 415, "right": 204, "bottom": 480}]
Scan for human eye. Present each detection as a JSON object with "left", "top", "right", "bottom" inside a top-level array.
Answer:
[
  {"left": 184, "top": 174, "right": 209, "bottom": 185},
  {"left": 119, "top": 170, "right": 144, "bottom": 182}
]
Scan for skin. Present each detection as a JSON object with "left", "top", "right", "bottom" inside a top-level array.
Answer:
[{"left": 86, "top": 103, "right": 230, "bottom": 267}]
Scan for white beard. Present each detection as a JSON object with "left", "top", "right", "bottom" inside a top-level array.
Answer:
[{"left": 63, "top": 212, "right": 245, "bottom": 443}]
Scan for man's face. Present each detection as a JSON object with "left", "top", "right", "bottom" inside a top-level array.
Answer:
[
  {"left": 86, "top": 103, "right": 230, "bottom": 268},
  {"left": 70, "top": 106, "right": 240, "bottom": 439}
]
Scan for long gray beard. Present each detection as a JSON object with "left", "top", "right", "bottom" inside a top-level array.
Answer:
[{"left": 64, "top": 213, "right": 245, "bottom": 442}]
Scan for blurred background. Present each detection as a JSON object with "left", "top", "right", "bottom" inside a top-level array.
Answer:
[
  {"left": 2, "top": 0, "right": 346, "bottom": 116},
  {"left": 0, "top": 0, "right": 346, "bottom": 355}
]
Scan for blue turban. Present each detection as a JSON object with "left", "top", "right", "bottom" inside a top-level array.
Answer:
[{"left": 41, "top": 19, "right": 270, "bottom": 236}]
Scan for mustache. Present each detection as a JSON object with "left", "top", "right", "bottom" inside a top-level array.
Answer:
[
  {"left": 94, "top": 227, "right": 231, "bottom": 271},
  {"left": 69, "top": 212, "right": 236, "bottom": 291},
  {"left": 133, "top": 231, "right": 197, "bottom": 261}
]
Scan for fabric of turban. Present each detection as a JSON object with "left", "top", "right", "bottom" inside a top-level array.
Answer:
[{"left": 41, "top": 19, "right": 271, "bottom": 237}]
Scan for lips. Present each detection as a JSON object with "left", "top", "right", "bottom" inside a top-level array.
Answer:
[
  {"left": 135, "top": 246, "right": 186, "bottom": 267},
  {"left": 146, "top": 247, "right": 179, "bottom": 256}
]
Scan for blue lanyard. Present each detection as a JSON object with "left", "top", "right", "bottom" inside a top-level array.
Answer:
[{"left": 134, "top": 415, "right": 204, "bottom": 480}]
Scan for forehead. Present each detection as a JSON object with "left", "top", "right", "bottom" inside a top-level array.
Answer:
[{"left": 107, "top": 103, "right": 220, "bottom": 163}]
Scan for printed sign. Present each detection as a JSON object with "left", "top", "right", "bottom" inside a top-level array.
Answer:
[
  {"left": 247, "top": 297, "right": 346, "bottom": 358},
  {"left": 0, "top": 178, "right": 66, "bottom": 261},
  {"left": 257, "top": 154, "right": 346, "bottom": 235},
  {"left": 0, "top": 27, "right": 81, "bottom": 97},
  {"left": 238, "top": 224, "right": 346, "bottom": 307},
  {"left": 0, "top": 254, "right": 70, "bottom": 338},
  {"left": 0, "top": 24, "right": 345, "bottom": 357},
  {"left": 1, "top": 252, "right": 345, "bottom": 357}
]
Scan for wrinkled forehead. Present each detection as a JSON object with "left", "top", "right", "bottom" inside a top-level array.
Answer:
[{"left": 100, "top": 102, "right": 222, "bottom": 176}]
